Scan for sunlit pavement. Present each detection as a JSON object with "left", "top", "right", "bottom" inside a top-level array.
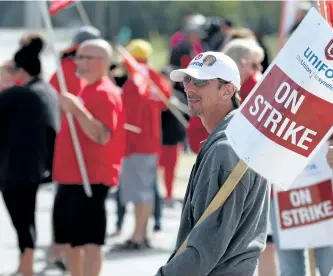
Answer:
[{"left": 0, "top": 153, "right": 195, "bottom": 276}]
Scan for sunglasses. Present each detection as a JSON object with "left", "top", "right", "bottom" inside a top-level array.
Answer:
[
  {"left": 183, "top": 75, "right": 230, "bottom": 87},
  {"left": 252, "top": 62, "right": 262, "bottom": 70},
  {"left": 75, "top": 54, "right": 104, "bottom": 60}
]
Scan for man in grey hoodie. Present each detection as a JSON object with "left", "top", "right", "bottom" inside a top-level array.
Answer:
[{"left": 155, "top": 51, "right": 269, "bottom": 276}]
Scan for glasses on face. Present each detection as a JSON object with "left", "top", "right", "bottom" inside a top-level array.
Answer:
[
  {"left": 75, "top": 54, "right": 103, "bottom": 61},
  {"left": 252, "top": 62, "right": 262, "bottom": 70},
  {"left": 183, "top": 75, "right": 230, "bottom": 88}
]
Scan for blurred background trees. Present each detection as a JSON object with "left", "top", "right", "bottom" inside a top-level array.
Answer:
[{"left": 0, "top": 1, "right": 281, "bottom": 38}]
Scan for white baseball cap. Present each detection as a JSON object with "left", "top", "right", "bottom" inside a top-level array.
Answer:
[{"left": 170, "top": 51, "right": 241, "bottom": 90}]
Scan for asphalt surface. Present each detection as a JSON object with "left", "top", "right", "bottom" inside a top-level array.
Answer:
[{"left": 0, "top": 153, "right": 195, "bottom": 276}]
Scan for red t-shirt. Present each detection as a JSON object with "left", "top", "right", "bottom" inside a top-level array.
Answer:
[
  {"left": 122, "top": 71, "right": 171, "bottom": 156},
  {"left": 239, "top": 73, "right": 262, "bottom": 103},
  {"left": 53, "top": 76, "right": 126, "bottom": 187},
  {"left": 49, "top": 58, "right": 85, "bottom": 96},
  {"left": 187, "top": 116, "right": 209, "bottom": 154}
]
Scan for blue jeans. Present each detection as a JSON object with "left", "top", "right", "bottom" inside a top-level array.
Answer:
[
  {"left": 116, "top": 173, "right": 162, "bottom": 230},
  {"left": 270, "top": 199, "right": 333, "bottom": 276}
]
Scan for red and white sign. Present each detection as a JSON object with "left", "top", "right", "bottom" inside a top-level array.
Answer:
[
  {"left": 274, "top": 143, "right": 333, "bottom": 249},
  {"left": 278, "top": 180, "right": 333, "bottom": 230},
  {"left": 225, "top": 8, "right": 333, "bottom": 188}
]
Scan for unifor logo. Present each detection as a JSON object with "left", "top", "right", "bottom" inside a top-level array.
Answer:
[
  {"left": 305, "top": 163, "right": 317, "bottom": 171},
  {"left": 194, "top": 54, "right": 203, "bottom": 60},
  {"left": 325, "top": 39, "right": 333, "bottom": 60}
]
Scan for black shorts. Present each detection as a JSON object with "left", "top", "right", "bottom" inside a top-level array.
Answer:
[{"left": 52, "top": 184, "right": 109, "bottom": 247}]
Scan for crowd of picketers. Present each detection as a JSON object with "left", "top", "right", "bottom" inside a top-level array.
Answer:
[{"left": 1, "top": 4, "right": 332, "bottom": 276}]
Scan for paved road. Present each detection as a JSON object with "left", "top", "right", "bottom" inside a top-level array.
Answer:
[{"left": 0, "top": 154, "right": 195, "bottom": 276}]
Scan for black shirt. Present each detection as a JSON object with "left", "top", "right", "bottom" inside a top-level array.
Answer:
[
  {"left": 0, "top": 78, "right": 60, "bottom": 191},
  {"left": 161, "top": 88, "right": 188, "bottom": 145}
]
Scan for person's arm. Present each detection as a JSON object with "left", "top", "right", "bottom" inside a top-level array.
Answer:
[{"left": 59, "top": 92, "right": 111, "bottom": 145}]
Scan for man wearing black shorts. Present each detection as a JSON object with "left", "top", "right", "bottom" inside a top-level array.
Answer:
[{"left": 52, "top": 39, "right": 125, "bottom": 276}]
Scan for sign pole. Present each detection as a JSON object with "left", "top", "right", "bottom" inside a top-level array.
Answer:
[
  {"left": 308, "top": 248, "right": 317, "bottom": 276},
  {"left": 39, "top": 1, "right": 92, "bottom": 197}
]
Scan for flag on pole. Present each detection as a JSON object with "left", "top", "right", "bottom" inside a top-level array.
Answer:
[
  {"left": 49, "top": 0, "right": 74, "bottom": 16},
  {"left": 317, "top": 0, "right": 333, "bottom": 25}
]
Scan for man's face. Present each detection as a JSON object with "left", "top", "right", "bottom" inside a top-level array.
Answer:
[
  {"left": 183, "top": 76, "right": 231, "bottom": 116},
  {"left": 240, "top": 53, "right": 263, "bottom": 83},
  {"left": 75, "top": 45, "right": 105, "bottom": 80}
]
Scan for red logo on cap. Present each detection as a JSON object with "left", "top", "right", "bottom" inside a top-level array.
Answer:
[
  {"left": 194, "top": 54, "right": 203, "bottom": 60},
  {"left": 325, "top": 39, "right": 333, "bottom": 60}
]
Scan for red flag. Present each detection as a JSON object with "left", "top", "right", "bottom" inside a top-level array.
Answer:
[
  {"left": 117, "top": 46, "right": 150, "bottom": 97},
  {"left": 49, "top": 0, "right": 74, "bottom": 16},
  {"left": 149, "top": 67, "right": 172, "bottom": 99},
  {"left": 318, "top": 0, "right": 333, "bottom": 25}
]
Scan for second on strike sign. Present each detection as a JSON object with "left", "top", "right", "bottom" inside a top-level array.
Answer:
[
  {"left": 274, "top": 142, "right": 333, "bottom": 249},
  {"left": 225, "top": 8, "right": 333, "bottom": 188}
]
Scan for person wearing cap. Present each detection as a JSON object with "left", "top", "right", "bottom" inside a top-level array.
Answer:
[
  {"left": 155, "top": 51, "right": 269, "bottom": 276},
  {"left": 116, "top": 39, "right": 172, "bottom": 249},
  {"left": 169, "top": 26, "right": 203, "bottom": 69},
  {"left": 187, "top": 38, "right": 265, "bottom": 155}
]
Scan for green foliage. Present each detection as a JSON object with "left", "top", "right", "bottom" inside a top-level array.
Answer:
[{"left": 100, "top": 1, "right": 281, "bottom": 39}]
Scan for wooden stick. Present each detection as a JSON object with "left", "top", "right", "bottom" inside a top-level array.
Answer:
[
  {"left": 175, "top": 159, "right": 249, "bottom": 255},
  {"left": 39, "top": 1, "right": 92, "bottom": 198},
  {"left": 308, "top": 248, "right": 317, "bottom": 276},
  {"left": 124, "top": 123, "right": 141, "bottom": 133}
]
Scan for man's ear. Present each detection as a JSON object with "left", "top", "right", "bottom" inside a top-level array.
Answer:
[{"left": 220, "top": 84, "right": 234, "bottom": 100}]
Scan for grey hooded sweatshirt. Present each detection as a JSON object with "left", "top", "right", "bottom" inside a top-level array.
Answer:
[{"left": 156, "top": 112, "right": 270, "bottom": 276}]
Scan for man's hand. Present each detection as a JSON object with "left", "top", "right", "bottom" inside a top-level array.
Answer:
[
  {"left": 59, "top": 92, "right": 81, "bottom": 114},
  {"left": 327, "top": 140, "right": 333, "bottom": 169}
]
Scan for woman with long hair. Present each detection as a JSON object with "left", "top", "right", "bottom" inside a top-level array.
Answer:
[{"left": 0, "top": 36, "right": 60, "bottom": 276}]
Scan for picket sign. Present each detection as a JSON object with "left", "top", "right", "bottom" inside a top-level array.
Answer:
[
  {"left": 274, "top": 142, "right": 333, "bottom": 250},
  {"left": 225, "top": 9, "right": 333, "bottom": 189},
  {"left": 176, "top": 8, "right": 333, "bottom": 266}
]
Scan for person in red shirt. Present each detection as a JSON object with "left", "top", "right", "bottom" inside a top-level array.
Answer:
[
  {"left": 49, "top": 26, "right": 101, "bottom": 271},
  {"left": 52, "top": 39, "right": 125, "bottom": 276},
  {"left": 117, "top": 39, "right": 172, "bottom": 249}
]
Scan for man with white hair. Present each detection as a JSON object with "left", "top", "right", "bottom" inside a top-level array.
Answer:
[
  {"left": 155, "top": 52, "right": 269, "bottom": 276},
  {"left": 222, "top": 38, "right": 264, "bottom": 102},
  {"left": 52, "top": 39, "right": 126, "bottom": 276}
]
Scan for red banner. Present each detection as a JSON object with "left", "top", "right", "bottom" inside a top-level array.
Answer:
[
  {"left": 49, "top": 0, "right": 74, "bottom": 16},
  {"left": 241, "top": 65, "right": 333, "bottom": 157},
  {"left": 277, "top": 180, "right": 333, "bottom": 229}
]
